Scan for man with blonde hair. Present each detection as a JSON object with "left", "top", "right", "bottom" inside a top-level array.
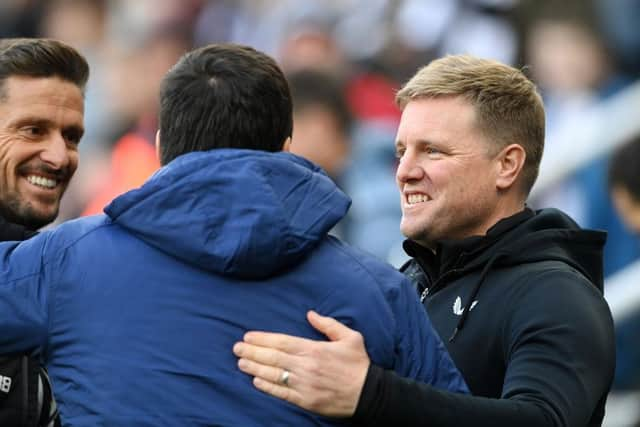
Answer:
[{"left": 234, "top": 54, "right": 615, "bottom": 426}]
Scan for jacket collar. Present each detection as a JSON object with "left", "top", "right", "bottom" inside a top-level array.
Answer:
[
  {"left": 0, "top": 214, "right": 37, "bottom": 241},
  {"left": 403, "top": 207, "right": 534, "bottom": 280}
]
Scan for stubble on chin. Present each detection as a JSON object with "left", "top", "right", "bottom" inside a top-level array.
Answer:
[{"left": 0, "top": 193, "right": 57, "bottom": 230}]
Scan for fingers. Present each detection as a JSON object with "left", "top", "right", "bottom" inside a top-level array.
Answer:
[
  {"left": 233, "top": 321, "right": 369, "bottom": 418},
  {"left": 241, "top": 312, "right": 355, "bottom": 350},
  {"left": 242, "top": 331, "right": 313, "bottom": 354},
  {"left": 233, "top": 342, "right": 293, "bottom": 369},
  {"left": 237, "top": 353, "right": 306, "bottom": 410},
  {"left": 237, "top": 357, "right": 286, "bottom": 386},
  {"left": 307, "top": 310, "right": 355, "bottom": 342},
  {"left": 252, "top": 377, "right": 302, "bottom": 407}
]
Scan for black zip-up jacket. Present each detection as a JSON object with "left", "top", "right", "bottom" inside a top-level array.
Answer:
[
  {"left": 353, "top": 208, "right": 615, "bottom": 427},
  {"left": 0, "top": 215, "right": 36, "bottom": 241},
  {"left": 0, "top": 215, "right": 61, "bottom": 426}
]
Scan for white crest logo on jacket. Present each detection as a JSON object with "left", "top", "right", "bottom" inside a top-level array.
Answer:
[{"left": 452, "top": 296, "right": 479, "bottom": 316}]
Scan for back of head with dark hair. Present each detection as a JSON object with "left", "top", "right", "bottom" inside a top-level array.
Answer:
[
  {"left": 609, "top": 135, "right": 640, "bottom": 201},
  {"left": 0, "top": 38, "right": 89, "bottom": 99},
  {"left": 158, "top": 43, "right": 293, "bottom": 165}
]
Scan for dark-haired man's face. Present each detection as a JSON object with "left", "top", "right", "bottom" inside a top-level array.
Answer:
[{"left": 0, "top": 76, "right": 83, "bottom": 229}]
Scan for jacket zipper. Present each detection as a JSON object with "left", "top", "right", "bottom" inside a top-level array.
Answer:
[{"left": 420, "top": 268, "right": 464, "bottom": 302}]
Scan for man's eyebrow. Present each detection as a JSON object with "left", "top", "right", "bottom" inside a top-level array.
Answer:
[
  {"left": 12, "top": 116, "right": 84, "bottom": 134},
  {"left": 11, "top": 116, "right": 56, "bottom": 127},
  {"left": 396, "top": 139, "right": 437, "bottom": 147},
  {"left": 416, "top": 138, "right": 435, "bottom": 145}
]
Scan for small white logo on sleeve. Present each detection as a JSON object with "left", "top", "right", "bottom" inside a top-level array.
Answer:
[
  {"left": 0, "top": 375, "right": 11, "bottom": 393},
  {"left": 453, "top": 296, "right": 479, "bottom": 316}
]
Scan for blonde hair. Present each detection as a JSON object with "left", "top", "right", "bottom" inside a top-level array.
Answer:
[{"left": 396, "top": 54, "right": 545, "bottom": 196}]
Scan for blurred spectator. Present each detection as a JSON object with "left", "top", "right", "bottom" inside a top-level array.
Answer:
[
  {"left": 288, "top": 69, "right": 352, "bottom": 182},
  {"left": 340, "top": 71, "right": 405, "bottom": 264},
  {"left": 286, "top": 66, "right": 404, "bottom": 262},
  {"left": 520, "top": 0, "right": 640, "bottom": 276},
  {"left": 609, "top": 136, "right": 640, "bottom": 235},
  {"left": 594, "top": 0, "right": 640, "bottom": 77},
  {"left": 0, "top": 0, "right": 42, "bottom": 38},
  {"left": 343, "top": 119, "right": 404, "bottom": 264},
  {"left": 82, "top": 25, "right": 192, "bottom": 216},
  {"left": 607, "top": 135, "right": 640, "bottom": 391},
  {"left": 278, "top": 24, "right": 346, "bottom": 74},
  {"left": 287, "top": 69, "right": 352, "bottom": 241}
]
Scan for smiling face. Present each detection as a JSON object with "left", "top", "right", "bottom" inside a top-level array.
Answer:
[
  {"left": 395, "top": 96, "right": 508, "bottom": 247},
  {"left": 0, "top": 75, "right": 84, "bottom": 229}
]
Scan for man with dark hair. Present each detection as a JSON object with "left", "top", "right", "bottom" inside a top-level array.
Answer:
[
  {"left": 0, "top": 43, "right": 466, "bottom": 425},
  {"left": 233, "top": 54, "right": 616, "bottom": 426},
  {"left": 0, "top": 37, "right": 88, "bottom": 231},
  {"left": 0, "top": 37, "right": 88, "bottom": 427}
]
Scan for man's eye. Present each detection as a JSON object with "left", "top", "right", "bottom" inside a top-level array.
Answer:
[
  {"left": 22, "top": 126, "right": 44, "bottom": 136},
  {"left": 395, "top": 149, "right": 405, "bottom": 159},
  {"left": 64, "top": 131, "right": 82, "bottom": 145},
  {"left": 426, "top": 147, "right": 441, "bottom": 155}
]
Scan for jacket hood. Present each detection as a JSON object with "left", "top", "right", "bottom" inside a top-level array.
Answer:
[
  {"left": 406, "top": 208, "right": 607, "bottom": 342},
  {"left": 105, "top": 149, "right": 350, "bottom": 279},
  {"left": 474, "top": 208, "right": 607, "bottom": 291},
  {"left": 422, "top": 208, "right": 606, "bottom": 295}
]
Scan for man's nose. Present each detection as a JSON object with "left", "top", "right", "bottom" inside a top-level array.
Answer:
[
  {"left": 396, "top": 153, "right": 424, "bottom": 183},
  {"left": 39, "top": 134, "right": 70, "bottom": 170}
]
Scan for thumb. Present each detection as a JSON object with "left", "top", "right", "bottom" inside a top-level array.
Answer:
[{"left": 307, "top": 310, "right": 353, "bottom": 342}]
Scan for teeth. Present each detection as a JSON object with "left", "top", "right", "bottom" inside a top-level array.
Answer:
[
  {"left": 27, "top": 175, "right": 57, "bottom": 189},
  {"left": 407, "top": 194, "right": 429, "bottom": 205}
]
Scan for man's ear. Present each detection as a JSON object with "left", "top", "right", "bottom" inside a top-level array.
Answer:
[
  {"left": 155, "top": 130, "right": 161, "bottom": 162},
  {"left": 282, "top": 136, "right": 292, "bottom": 152},
  {"left": 495, "top": 143, "right": 526, "bottom": 191}
]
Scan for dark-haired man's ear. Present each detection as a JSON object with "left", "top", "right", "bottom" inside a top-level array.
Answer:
[
  {"left": 495, "top": 143, "right": 526, "bottom": 191},
  {"left": 155, "top": 130, "right": 161, "bottom": 161},
  {"left": 282, "top": 136, "right": 292, "bottom": 152}
]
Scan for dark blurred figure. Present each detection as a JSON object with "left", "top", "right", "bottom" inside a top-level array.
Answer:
[
  {"left": 608, "top": 135, "right": 640, "bottom": 392},
  {"left": 594, "top": 0, "right": 640, "bottom": 77},
  {"left": 0, "top": 0, "right": 42, "bottom": 38},
  {"left": 82, "top": 25, "right": 192, "bottom": 216},
  {"left": 288, "top": 69, "right": 352, "bottom": 183},
  {"left": 286, "top": 69, "right": 404, "bottom": 259},
  {"left": 610, "top": 136, "right": 640, "bottom": 235},
  {"left": 517, "top": 0, "right": 640, "bottom": 277},
  {"left": 287, "top": 69, "right": 352, "bottom": 239}
]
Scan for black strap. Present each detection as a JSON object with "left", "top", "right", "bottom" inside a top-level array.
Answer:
[{"left": 0, "top": 354, "right": 61, "bottom": 427}]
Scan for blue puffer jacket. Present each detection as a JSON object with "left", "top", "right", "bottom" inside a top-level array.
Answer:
[{"left": 0, "top": 149, "right": 467, "bottom": 426}]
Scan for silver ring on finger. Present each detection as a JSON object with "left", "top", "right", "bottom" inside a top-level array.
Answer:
[{"left": 280, "top": 370, "right": 290, "bottom": 386}]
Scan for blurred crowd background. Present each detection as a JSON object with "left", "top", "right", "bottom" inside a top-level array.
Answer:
[{"left": 2, "top": 0, "right": 639, "bottom": 424}]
